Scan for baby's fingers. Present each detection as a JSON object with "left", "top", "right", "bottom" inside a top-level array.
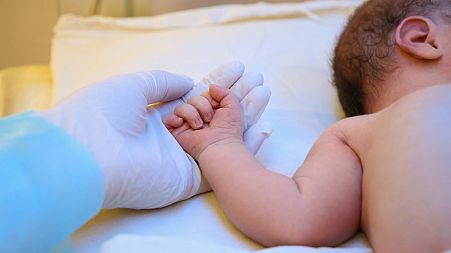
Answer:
[
  {"left": 163, "top": 115, "right": 183, "bottom": 130},
  {"left": 170, "top": 122, "right": 192, "bottom": 138},
  {"left": 209, "top": 85, "right": 232, "bottom": 103},
  {"left": 187, "top": 96, "right": 214, "bottom": 123},
  {"left": 209, "top": 85, "right": 240, "bottom": 110},
  {"left": 175, "top": 104, "right": 204, "bottom": 129}
]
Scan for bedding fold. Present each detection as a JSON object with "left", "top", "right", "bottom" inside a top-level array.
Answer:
[{"left": 55, "top": 1, "right": 362, "bottom": 32}]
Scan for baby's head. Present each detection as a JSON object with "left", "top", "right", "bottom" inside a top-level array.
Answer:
[{"left": 333, "top": 0, "right": 451, "bottom": 117}]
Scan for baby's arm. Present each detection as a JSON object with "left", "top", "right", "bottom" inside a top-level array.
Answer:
[
  {"left": 165, "top": 86, "right": 362, "bottom": 247},
  {"left": 199, "top": 124, "right": 362, "bottom": 247}
]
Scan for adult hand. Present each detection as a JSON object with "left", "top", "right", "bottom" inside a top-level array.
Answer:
[
  {"left": 155, "top": 62, "right": 271, "bottom": 194},
  {"left": 40, "top": 62, "right": 270, "bottom": 210},
  {"left": 154, "top": 62, "right": 271, "bottom": 154},
  {"left": 40, "top": 71, "right": 199, "bottom": 209}
]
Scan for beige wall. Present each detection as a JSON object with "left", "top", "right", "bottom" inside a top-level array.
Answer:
[
  {"left": 0, "top": 0, "right": 59, "bottom": 69},
  {"left": 103, "top": 0, "right": 304, "bottom": 16},
  {"left": 147, "top": 0, "right": 303, "bottom": 15},
  {"left": 0, "top": 0, "right": 98, "bottom": 69},
  {"left": 0, "top": 0, "right": 145, "bottom": 69},
  {"left": 0, "top": 0, "right": 303, "bottom": 69}
]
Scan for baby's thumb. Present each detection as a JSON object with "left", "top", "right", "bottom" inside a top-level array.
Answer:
[
  {"left": 209, "top": 85, "right": 231, "bottom": 103},
  {"left": 244, "top": 122, "right": 272, "bottom": 154}
]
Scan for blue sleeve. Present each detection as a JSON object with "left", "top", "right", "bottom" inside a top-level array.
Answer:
[{"left": 0, "top": 111, "right": 104, "bottom": 253}]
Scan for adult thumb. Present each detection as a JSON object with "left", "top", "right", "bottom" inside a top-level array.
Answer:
[{"left": 135, "top": 71, "right": 194, "bottom": 104}]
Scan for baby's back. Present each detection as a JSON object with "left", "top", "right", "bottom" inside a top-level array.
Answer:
[{"left": 339, "top": 84, "right": 451, "bottom": 253}]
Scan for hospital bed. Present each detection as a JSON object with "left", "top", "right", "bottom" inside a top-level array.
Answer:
[{"left": 0, "top": 1, "right": 373, "bottom": 252}]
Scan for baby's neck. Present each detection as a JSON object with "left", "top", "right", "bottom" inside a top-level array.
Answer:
[{"left": 366, "top": 72, "right": 449, "bottom": 114}]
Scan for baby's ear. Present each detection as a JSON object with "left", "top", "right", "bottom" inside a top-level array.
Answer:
[{"left": 395, "top": 16, "right": 442, "bottom": 60}]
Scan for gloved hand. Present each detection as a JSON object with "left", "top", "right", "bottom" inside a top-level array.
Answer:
[
  {"left": 154, "top": 62, "right": 272, "bottom": 194},
  {"left": 40, "top": 63, "right": 270, "bottom": 210},
  {"left": 154, "top": 62, "right": 271, "bottom": 154}
]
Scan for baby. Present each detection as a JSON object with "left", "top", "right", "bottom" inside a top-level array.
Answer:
[{"left": 166, "top": 1, "right": 451, "bottom": 252}]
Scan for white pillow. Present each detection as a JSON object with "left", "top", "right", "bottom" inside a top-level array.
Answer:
[{"left": 51, "top": 1, "right": 362, "bottom": 176}]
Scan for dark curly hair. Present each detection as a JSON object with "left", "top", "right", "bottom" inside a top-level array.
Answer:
[{"left": 332, "top": 0, "right": 451, "bottom": 117}]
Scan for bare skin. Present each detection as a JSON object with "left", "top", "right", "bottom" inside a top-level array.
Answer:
[
  {"left": 346, "top": 85, "right": 451, "bottom": 252},
  {"left": 164, "top": 13, "right": 451, "bottom": 253},
  {"left": 165, "top": 84, "right": 451, "bottom": 252}
]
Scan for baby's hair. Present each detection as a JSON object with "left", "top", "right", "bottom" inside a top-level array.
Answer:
[{"left": 332, "top": 0, "right": 451, "bottom": 117}]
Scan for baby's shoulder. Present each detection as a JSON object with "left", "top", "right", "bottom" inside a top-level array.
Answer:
[
  {"left": 330, "top": 114, "right": 374, "bottom": 138},
  {"left": 327, "top": 114, "right": 376, "bottom": 156}
]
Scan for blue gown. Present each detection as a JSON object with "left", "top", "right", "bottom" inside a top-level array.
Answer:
[{"left": 0, "top": 112, "right": 104, "bottom": 253}]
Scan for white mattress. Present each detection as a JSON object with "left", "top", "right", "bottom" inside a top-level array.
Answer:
[{"left": 50, "top": 1, "right": 373, "bottom": 252}]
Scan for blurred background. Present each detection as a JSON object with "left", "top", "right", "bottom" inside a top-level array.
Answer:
[
  {"left": 0, "top": 0, "right": 309, "bottom": 116},
  {"left": 0, "top": 0, "right": 303, "bottom": 69}
]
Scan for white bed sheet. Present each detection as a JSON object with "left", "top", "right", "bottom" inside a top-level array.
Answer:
[
  {"left": 73, "top": 109, "right": 372, "bottom": 252},
  {"left": 72, "top": 109, "right": 371, "bottom": 253},
  {"left": 51, "top": 1, "right": 373, "bottom": 252}
]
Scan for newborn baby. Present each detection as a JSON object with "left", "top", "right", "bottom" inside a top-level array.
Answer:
[
  {"left": 166, "top": 81, "right": 451, "bottom": 253},
  {"left": 165, "top": 1, "right": 451, "bottom": 252}
]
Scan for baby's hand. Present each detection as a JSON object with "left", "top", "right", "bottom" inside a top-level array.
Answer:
[{"left": 164, "top": 85, "right": 244, "bottom": 160}]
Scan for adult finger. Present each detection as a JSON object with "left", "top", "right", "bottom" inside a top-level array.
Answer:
[
  {"left": 135, "top": 71, "right": 194, "bottom": 104},
  {"left": 231, "top": 72, "right": 264, "bottom": 101},
  {"left": 244, "top": 122, "right": 272, "bottom": 154},
  {"left": 240, "top": 86, "right": 271, "bottom": 129},
  {"left": 198, "top": 61, "right": 245, "bottom": 88}
]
